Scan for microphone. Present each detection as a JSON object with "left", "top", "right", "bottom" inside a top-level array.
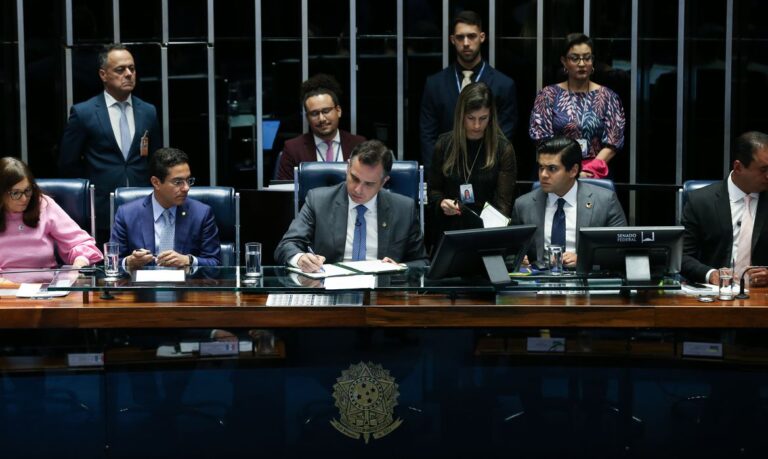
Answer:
[
  {"left": 735, "top": 266, "right": 767, "bottom": 299},
  {"left": 737, "top": 220, "right": 742, "bottom": 227}
]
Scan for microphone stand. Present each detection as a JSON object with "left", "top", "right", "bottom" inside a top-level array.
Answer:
[{"left": 735, "top": 266, "right": 766, "bottom": 299}]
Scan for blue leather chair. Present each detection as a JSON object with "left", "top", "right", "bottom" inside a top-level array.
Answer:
[
  {"left": 678, "top": 180, "right": 718, "bottom": 224},
  {"left": 110, "top": 187, "right": 241, "bottom": 266},
  {"left": 37, "top": 178, "right": 95, "bottom": 236},
  {"left": 293, "top": 161, "right": 425, "bottom": 233},
  {"left": 531, "top": 178, "right": 616, "bottom": 192}
]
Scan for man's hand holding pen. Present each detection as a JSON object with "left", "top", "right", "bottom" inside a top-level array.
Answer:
[
  {"left": 298, "top": 249, "right": 326, "bottom": 273},
  {"left": 126, "top": 248, "right": 154, "bottom": 270}
]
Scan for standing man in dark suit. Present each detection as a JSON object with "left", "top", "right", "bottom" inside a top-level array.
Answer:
[
  {"left": 682, "top": 131, "right": 768, "bottom": 286},
  {"left": 420, "top": 10, "right": 517, "bottom": 171},
  {"left": 111, "top": 148, "right": 221, "bottom": 269},
  {"left": 275, "top": 140, "right": 428, "bottom": 271},
  {"left": 511, "top": 137, "right": 626, "bottom": 265},
  {"left": 276, "top": 74, "right": 366, "bottom": 180},
  {"left": 59, "top": 44, "right": 162, "bottom": 243}
]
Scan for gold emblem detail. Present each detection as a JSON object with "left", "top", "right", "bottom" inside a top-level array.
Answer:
[{"left": 330, "top": 361, "right": 402, "bottom": 443}]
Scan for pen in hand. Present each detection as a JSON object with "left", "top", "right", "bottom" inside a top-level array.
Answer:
[{"left": 307, "top": 246, "right": 325, "bottom": 272}]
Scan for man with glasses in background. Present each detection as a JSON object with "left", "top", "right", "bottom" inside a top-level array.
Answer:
[
  {"left": 276, "top": 74, "right": 366, "bottom": 180},
  {"left": 420, "top": 10, "right": 517, "bottom": 171},
  {"left": 111, "top": 148, "right": 221, "bottom": 269}
]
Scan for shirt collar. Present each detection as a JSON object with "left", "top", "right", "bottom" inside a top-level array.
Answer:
[
  {"left": 151, "top": 193, "right": 177, "bottom": 223},
  {"left": 104, "top": 91, "right": 132, "bottom": 108},
  {"left": 455, "top": 60, "right": 484, "bottom": 77},
  {"left": 728, "top": 171, "right": 758, "bottom": 202},
  {"left": 547, "top": 181, "right": 579, "bottom": 208},
  {"left": 313, "top": 130, "right": 341, "bottom": 147},
  {"left": 347, "top": 193, "right": 378, "bottom": 214}
]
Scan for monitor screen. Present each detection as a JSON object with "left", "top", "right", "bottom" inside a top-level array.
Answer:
[
  {"left": 576, "top": 226, "right": 684, "bottom": 283},
  {"left": 427, "top": 225, "right": 536, "bottom": 285}
]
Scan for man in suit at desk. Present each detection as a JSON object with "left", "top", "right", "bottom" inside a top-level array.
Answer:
[
  {"left": 275, "top": 140, "right": 428, "bottom": 271},
  {"left": 682, "top": 131, "right": 768, "bottom": 286},
  {"left": 111, "top": 147, "right": 221, "bottom": 269},
  {"left": 59, "top": 44, "right": 162, "bottom": 243},
  {"left": 511, "top": 137, "right": 627, "bottom": 266},
  {"left": 276, "top": 74, "right": 366, "bottom": 180},
  {"left": 420, "top": 10, "right": 517, "bottom": 171}
]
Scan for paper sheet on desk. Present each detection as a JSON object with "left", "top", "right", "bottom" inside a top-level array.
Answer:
[
  {"left": 287, "top": 264, "right": 357, "bottom": 279},
  {"left": 15, "top": 282, "right": 71, "bottom": 298},
  {"left": 324, "top": 275, "right": 376, "bottom": 290},
  {"left": 336, "top": 260, "right": 407, "bottom": 274},
  {"left": 481, "top": 203, "right": 511, "bottom": 228},
  {"left": 135, "top": 269, "right": 186, "bottom": 282},
  {"left": 681, "top": 283, "right": 720, "bottom": 294}
]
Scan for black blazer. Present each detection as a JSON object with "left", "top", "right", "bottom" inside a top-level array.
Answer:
[{"left": 681, "top": 179, "right": 768, "bottom": 282}]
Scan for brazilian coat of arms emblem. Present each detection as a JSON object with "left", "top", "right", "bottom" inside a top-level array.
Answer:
[{"left": 330, "top": 361, "right": 402, "bottom": 443}]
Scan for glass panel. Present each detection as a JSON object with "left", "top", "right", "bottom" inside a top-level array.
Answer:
[
  {"left": 168, "top": 44, "right": 209, "bottom": 184},
  {"left": 543, "top": 0, "right": 583, "bottom": 86},
  {"left": 732, "top": 0, "right": 768, "bottom": 136},
  {"left": 357, "top": 2, "right": 397, "bottom": 150},
  {"left": 404, "top": 0, "right": 442, "bottom": 162},
  {"left": 120, "top": 0, "right": 162, "bottom": 42},
  {"left": 169, "top": 0, "right": 207, "bottom": 41},
  {"left": 72, "top": 0, "right": 113, "bottom": 43},
  {"left": 1, "top": 1, "right": 19, "bottom": 158},
  {"left": 683, "top": 0, "right": 727, "bottom": 181}
]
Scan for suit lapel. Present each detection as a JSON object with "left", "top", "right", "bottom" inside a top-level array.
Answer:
[
  {"left": 330, "top": 186, "right": 348, "bottom": 261},
  {"left": 376, "top": 192, "right": 391, "bottom": 258},
  {"left": 129, "top": 98, "right": 144, "bottom": 159},
  {"left": 303, "top": 134, "right": 317, "bottom": 162},
  {"left": 576, "top": 183, "right": 594, "bottom": 247},
  {"left": 174, "top": 202, "right": 190, "bottom": 251},
  {"left": 141, "top": 196, "right": 156, "bottom": 253},
  {"left": 96, "top": 95, "right": 123, "bottom": 156},
  {"left": 716, "top": 181, "right": 734, "bottom": 253},
  {"left": 752, "top": 191, "right": 768, "bottom": 249},
  {"left": 533, "top": 190, "right": 547, "bottom": 260}
]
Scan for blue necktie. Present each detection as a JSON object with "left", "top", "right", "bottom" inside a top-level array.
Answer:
[
  {"left": 352, "top": 205, "right": 367, "bottom": 261},
  {"left": 118, "top": 101, "right": 132, "bottom": 159},
  {"left": 551, "top": 198, "right": 566, "bottom": 248},
  {"left": 157, "top": 209, "right": 175, "bottom": 254}
]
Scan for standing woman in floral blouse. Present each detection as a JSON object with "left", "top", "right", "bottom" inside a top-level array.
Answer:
[{"left": 529, "top": 33, "right": 625, "bottom": 178}]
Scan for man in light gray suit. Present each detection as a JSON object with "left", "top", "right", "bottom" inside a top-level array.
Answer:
[
  {"left": 275, "top": 140, "right": 428, "bottom": 272},
  {"left": 511, "top": 137, "right": 627, "bottom": 266}
]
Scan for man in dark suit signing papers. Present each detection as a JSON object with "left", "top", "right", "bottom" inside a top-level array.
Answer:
[
  {"left": 511, "top": 137, "right": 627, "bottom": 266},
  {"left": 59, "top": 44, "right": 162, "bottom": 243},
  {"left": 111, "top": 148, "right": 221, "bottom": 269},
  {"left": 275, "top": 140, "right": 428, "bottom": 272},
  {"left": 682, "top": 131, "right": 768, "bottom": 286}
]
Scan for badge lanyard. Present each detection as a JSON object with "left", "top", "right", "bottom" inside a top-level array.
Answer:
[
  {"left": 459, "top": 141, "right": 483, "bottom": 204},
  {"left": 454, "top": 62, "right": 486, "bottom": 93}
]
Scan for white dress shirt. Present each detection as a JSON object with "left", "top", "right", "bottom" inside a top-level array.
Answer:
[
  {"left": 343, "top": 194, "right": 378, "bottom": 261},
  {"left": 544, "top": 181, "right": 579, "bottom": 253},
  {"left": 103, "top": 91, "right": 135, "bottom": 150},
  {"left": 314, "top": 131, "right": 342, "bottom": 162}
]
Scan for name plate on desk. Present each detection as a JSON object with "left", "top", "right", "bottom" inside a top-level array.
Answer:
[
  {"left": 527, "top": 337, "right": 566, "bottom": 353},
  {"left": 67, "top": 352, "right": 104, "bottom": 367},
  {"left": 682, "top": 341, "right": 723, "bottom": 358},
  {"left": 199, "top": 341, "right": 239, "bottom": 356},
  {"left": 135, "top": 269, "right": 186, "bottom": 282}
]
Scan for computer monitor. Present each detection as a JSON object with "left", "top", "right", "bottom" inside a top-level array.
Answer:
[
  {"left": 576, "top": 226, "right": 684, "bottom": 284},
  {"left": 427, "top": 225, "right": 536, "bottom": 285}
]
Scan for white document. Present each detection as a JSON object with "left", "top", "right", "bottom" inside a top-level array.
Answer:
[
  {"left": 286, "top": 264, "right": 357, "bottom": 279},
  {"left": 16, "top": 283, "right": 70, "bottom": 298},
  {"left": 135, "top": 269, "right": 186, "bottom": 282},
  {"left": 336, "top": 260, "right": 407, "bottom": 274},
  {"left": 324, "top": 275, "right": 376, "bottom": 290},
  {"left": 681, "top": 283, "right": 719, "bottom": 294},
  {"left": 480, "top": 203, "right": 511, "bottom": 228}
]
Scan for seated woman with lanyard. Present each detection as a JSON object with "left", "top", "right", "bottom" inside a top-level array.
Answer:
[
  {"left": 428, "top": 82, "right": 517, "bottom": 246},
  {"left": 0, "top": 157, "right": 102, "bottom": 270}
]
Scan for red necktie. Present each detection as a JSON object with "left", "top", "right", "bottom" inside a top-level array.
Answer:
[{"left": 325, "top": 140, "right": 334, "bottom": 162}]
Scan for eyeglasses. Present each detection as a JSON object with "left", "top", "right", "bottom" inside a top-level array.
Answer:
[
  {"left": 168, "top": 177, "right": 196, "bottom": 187},
  {"left": 566, "top": 54, "right": 593, "bottom": 64},
  {"left": 306, "top": 107, "right": 337, "bottom": 119},
  {"left": 6, "top": 188, "right": 33, "bottom": 200}
]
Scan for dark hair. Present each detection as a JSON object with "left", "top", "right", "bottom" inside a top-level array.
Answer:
[
  {"left": 536, "top": 137, "right": 583, "bottom": 174},
  {"left": 349, "top": 140, "right": 394, "bottom": 176},
  {"left": 453, "top": 10, "right": 483, "bottom": 32},
  {"left": 149, "top": 148, "right": 189, "bottom": 182},
  {"left": 562, "top": 33, "right": 594, "bottom": 57},
  {"left": 98, "top": 43, "right": 130, "bottom": 69},
  {"left": 301, "top": 74, "right": 343, "bottom": 108},
  {"left": 0, "top": 157, "right": 42, "bottom": 231},
  {"left": 444, "top": 82, "right": 504, "bottom": 176},
  {"left": 733, "top": 131, "right": 768, "bottom": 167}
]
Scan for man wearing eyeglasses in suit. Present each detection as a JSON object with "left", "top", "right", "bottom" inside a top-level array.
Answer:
[
  {"left": 276, "top": 74, "right": 366, "bottom": 180},
  {"left": 110, "top": 147, "right": 221, "bottom": 269}
]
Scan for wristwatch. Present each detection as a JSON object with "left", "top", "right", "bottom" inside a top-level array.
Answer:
[{"left": 188, "top": 254, "right": 193, "bottom": 266}]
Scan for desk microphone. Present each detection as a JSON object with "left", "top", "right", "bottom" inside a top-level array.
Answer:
[{"left": 735, "top": 266, "right": 767, "bottom": 299}]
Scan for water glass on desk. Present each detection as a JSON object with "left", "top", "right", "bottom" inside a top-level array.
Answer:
[
  {"left": 718, "top": 267, "right": 734, "bottom": 300},
  {"left": 103, "top": 242, "right": 119, "bottom": 280},
  {"left": 548, "top": 245, "right": 564, "bottom": 276},
  {"left": 244, "top": 242, "right": 262, "bottom": 278}
]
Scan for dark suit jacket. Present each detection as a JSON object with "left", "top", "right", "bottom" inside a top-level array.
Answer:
[
  {"left": 681, "top": 180, "right": 768, "bottom": 282},
  {"left": 59, "top": 93, "right": 162, "bottom": 230},
  {"left": 111, "top": 194, "right": 221, "bottom": 266},
  {"left": 510, "top": 181, "right": 627, "bottom": 262},
  {"left": 274, "top": 183, "right": 428, "bottom": 267},
  {"left": 276, "top": 130, "right": 366, "bottom": 180},
  {"left": 419, "top": 62, "right": 518, "bottom": 170}
]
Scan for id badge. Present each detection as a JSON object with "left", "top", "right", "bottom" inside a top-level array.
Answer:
[
  {"left": 576, "top": 138, "right": 588, "bottom": 156},
  {"left": 459, "top": 184, "right": 475, "bottom": 204},
  {"left": 140, "top": 130, "right": 149, "bottom": 157}
]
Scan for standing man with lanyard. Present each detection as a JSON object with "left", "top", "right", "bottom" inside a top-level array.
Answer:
[
  {"left": 277, "top": 74, "right": 366, "bottom": 180},
  {"left": 59, "top": 44, "right": 162, "bottom": 244},
  {"left": 419, "top": 10, "right": 518, "bottom": 171}
]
